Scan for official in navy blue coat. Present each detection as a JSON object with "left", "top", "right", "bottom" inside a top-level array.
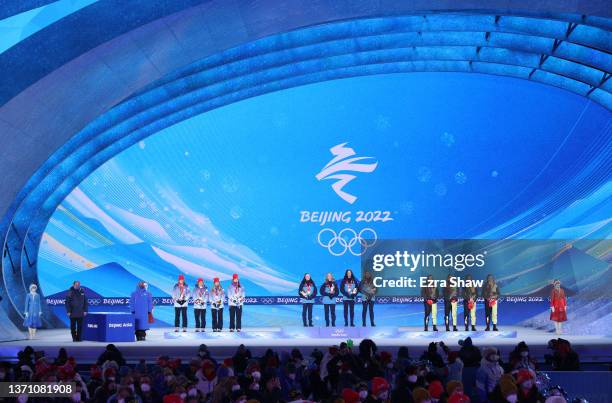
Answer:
[
  {"left": 130, "top": 281, "right": 153, "bottom": 341},
  {"left": 66, "top": 281, "right": 88, "bottom": 342}
]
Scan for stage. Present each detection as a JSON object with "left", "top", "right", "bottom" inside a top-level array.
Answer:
[{"left": 0, "top": 327, "right": 609, "bottom": 363}]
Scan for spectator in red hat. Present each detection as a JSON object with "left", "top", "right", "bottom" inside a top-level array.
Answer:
[
  {"left": 172, "top": 274, "right": 190, "bottom": 332},
  {"left": 228, "top": 273, "right": 246, "bottom": 332},
  {"left": 369, "top": 376, "right": 390, "bottom": 402},
  {"left": 428, "top": 380, "right": 444, "bottom": 402},
  {"left": 448, "top": 392, "right": 471, "bottom": 403},
  {"left": 516, "top": 368, "right": 543, "bottom": 403},
  {"left": 193, "top": 278, "right": 209, "bottom": 332},
  {"left": 210, "top": 277, "right": 225, "bottom": 332},
  {"left": 343, "top": 387, "right": 361, "bottom": 403}
]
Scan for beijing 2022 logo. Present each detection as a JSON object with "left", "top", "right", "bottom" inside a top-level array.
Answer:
[
  {"left": 315, "top": 142, "right": 378, "bottom": 204},
  {"left": 299, "top": 142, "right": 394, "bottom": 257}
]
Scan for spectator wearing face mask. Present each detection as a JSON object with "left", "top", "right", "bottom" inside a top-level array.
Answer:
[
  {"left": 356, "top": 381, "right": 370, "bottom": 402},
  {"left": 107, "top": 384, "right": 141, "bottom": 403},
  {"left": 509, "top": 342, "right": 537, "bottom": 372},
  {"left": 245, "top": 367, "right": 263, "bottom": 401},
  {"left": 502, "top": 381, "right": 519, "bottom": 403},
  {"left": 476, "top": 347, "right": 503, "bottom": 402},
  {"left": 281, "top": 362, "right": 302, "bottom": 398},
  {"left": 138, "top": 376, "right": 160, "bottom": 403},
  {"left": 516, "top": 369, "right": 543, "bottom": 403},
  {"left": 490, "top": 374, "right": 518, "bottom": 403},
  {"left": 391, "top": 366, "right": 417, "bottom": 403},
  {"left": 184, "top": 383, "right": 201, "bottom": 400},
  {"left": 196, "top": 344, "right": 216, "bottom": 365}
]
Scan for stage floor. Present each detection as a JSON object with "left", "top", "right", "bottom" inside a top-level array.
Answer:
[{"left": 0, "top": 326, "right": 609, "bottom": 363}]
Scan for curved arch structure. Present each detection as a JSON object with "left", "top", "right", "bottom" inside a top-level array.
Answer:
[{"left": 0, "top": 1, "right": 610, "bottom": 327}]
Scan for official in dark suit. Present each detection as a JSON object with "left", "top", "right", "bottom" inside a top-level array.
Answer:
[{"left": 66, "top": 281, "right": 88, "bottom": 341}]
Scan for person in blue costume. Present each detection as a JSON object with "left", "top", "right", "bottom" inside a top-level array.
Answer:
[
  {"left": 320, "top": 272, "right": 339, "bottom": 327},
  {"left": 24, "top": 284, "right": 42, "bottom": 339},
  {"left": 130, "top": 281, "right": 153, "bottom": 341},
  {"left": 340, "top": 269, "right": 360, "bottom": 327}
]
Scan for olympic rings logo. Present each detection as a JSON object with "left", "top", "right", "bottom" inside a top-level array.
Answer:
[
  {"left": 261, "top": 298, "right": 275, "bottom": 304},
  {"left": 317, "top": 228, "right": 377, "bottom": 256},
  {"left": 90, "top": 298, "right": 101, "bottom": 306},
  {"left": 377, "top": 297, "right": 390, "bottom": 304}
]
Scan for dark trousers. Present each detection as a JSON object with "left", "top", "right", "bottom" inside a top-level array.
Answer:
[
  {"left": 135, "top": 329, "right": 147, "bottom": 341},
  {"left": 444, "top": 300, "right": 456, "bottom": 328},
  {"left": 324, "top": 304, "right": 336, "bottom": 326},
  {"left": 194, "top": 309, "right": 206, "bottom": 329},
  {"left": 70, "top": 317, "right": 83, "bottom": 341},
  {"left": 229, "top": 306, "right": 242, "bottom": 330},
  {"left": 211, "top": 308, "right": 223, "bottom": 330},
  {"left": 343, "top": 300, "right": 355, "bottom": 326},
  {"left": 174, "top": 307, "right": 187, "bottom": 328},
  {"left": 362, "top": 300, "right": 375, "bottom": 326},
  {"left": 302, "top": 304, "right": 313, "bottom": 326}
]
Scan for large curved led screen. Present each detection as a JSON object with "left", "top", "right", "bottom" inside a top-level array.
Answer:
[{"left": 38, "top": 73, "right": 612, "bottom": 332}]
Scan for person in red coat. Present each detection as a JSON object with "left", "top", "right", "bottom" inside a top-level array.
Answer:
[{"left": 550, "top": 279, "right": 567, "bottom": 334}]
